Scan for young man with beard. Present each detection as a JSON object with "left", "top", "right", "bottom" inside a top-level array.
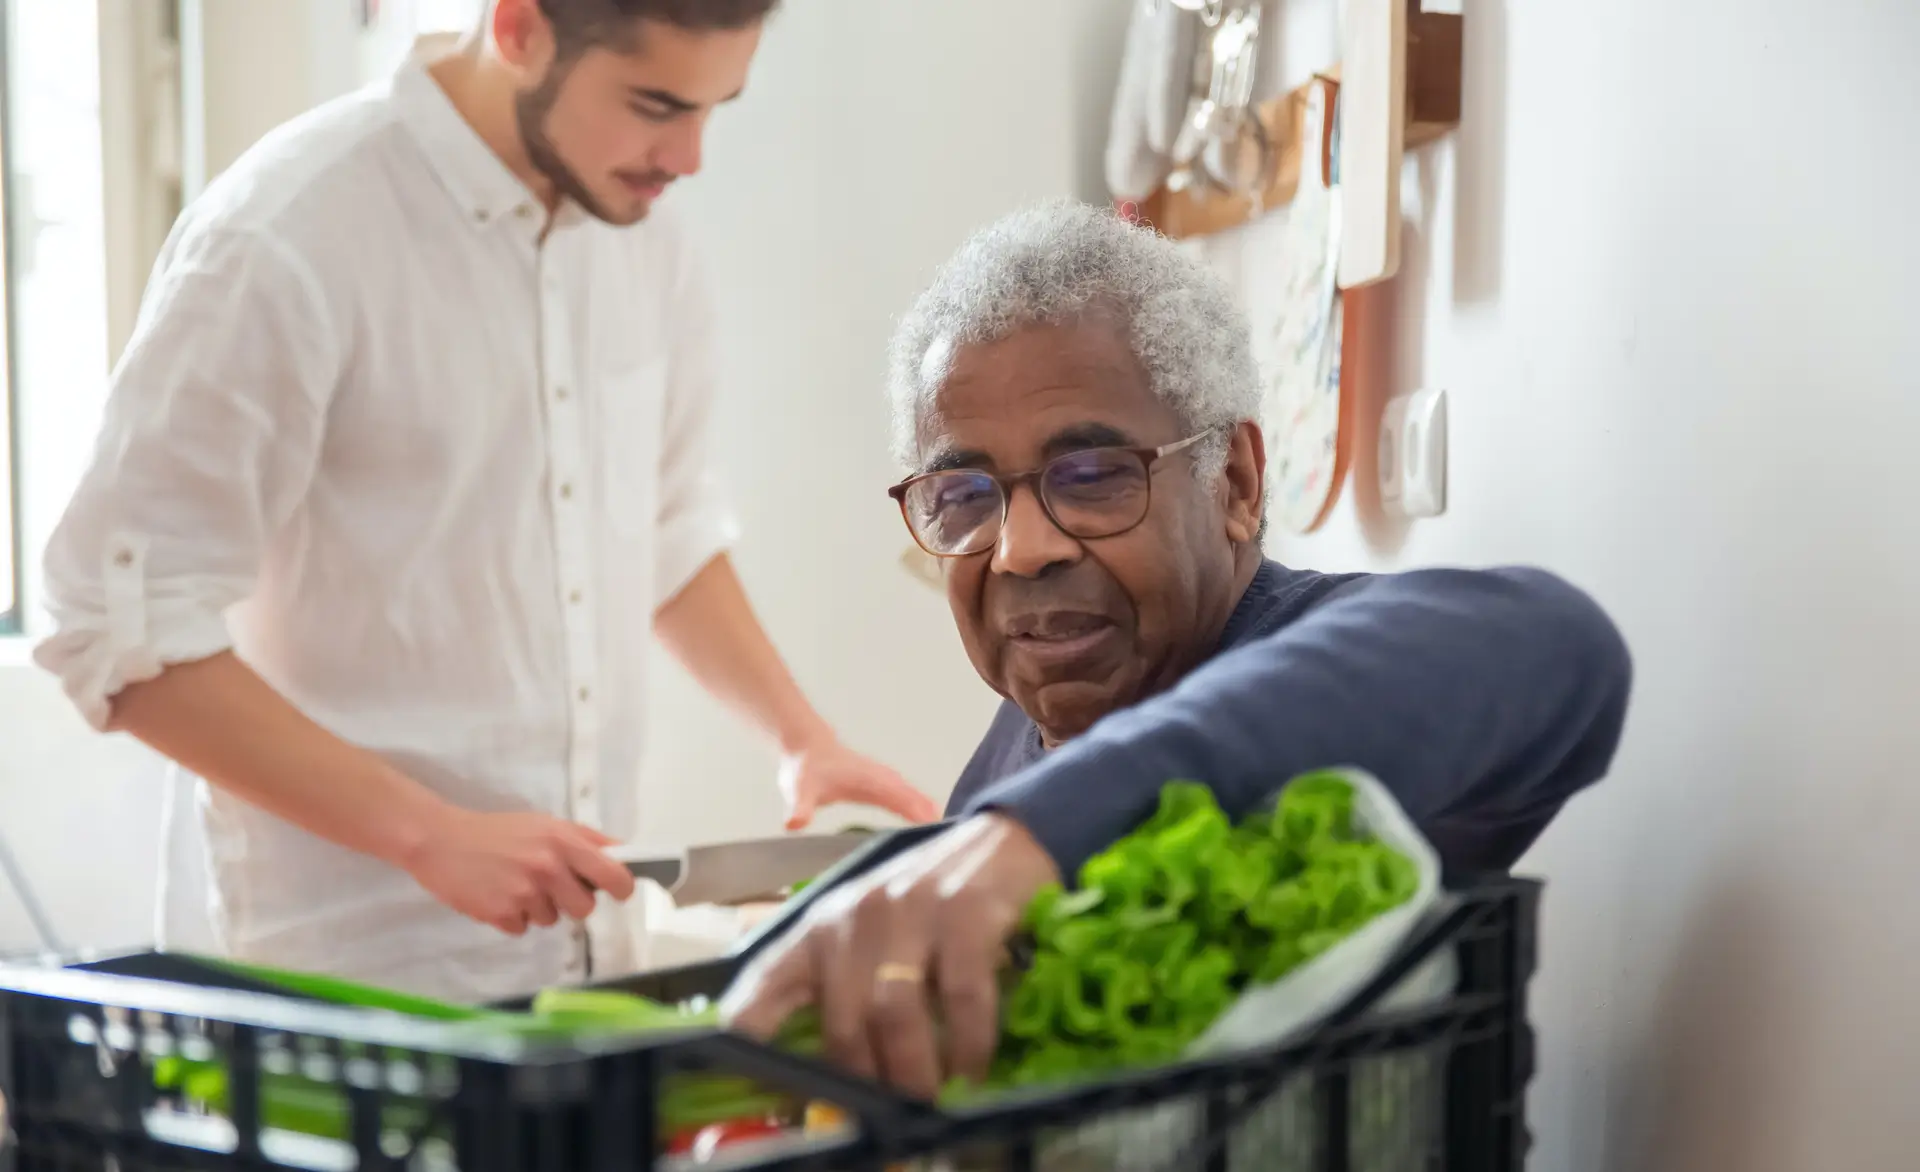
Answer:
[{"left": 35, "top": 0, "right": 935, "bottom": 1001}]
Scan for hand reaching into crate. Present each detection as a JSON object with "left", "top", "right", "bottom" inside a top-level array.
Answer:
[
  {"left": 722, "top": 775, "right": 1426, "bottom": 1105},
  {"left": 721, "top": 812, "right": 1061, "bottom": 1099}
]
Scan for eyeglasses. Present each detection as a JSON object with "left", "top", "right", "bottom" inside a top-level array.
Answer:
[{"left": 888, "top": 433, "right": 1211, "bottom": 558}]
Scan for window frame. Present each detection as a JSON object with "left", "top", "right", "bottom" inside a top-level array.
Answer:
[{"left": 0, "top": 0, "right": 25, "bottom": 637}]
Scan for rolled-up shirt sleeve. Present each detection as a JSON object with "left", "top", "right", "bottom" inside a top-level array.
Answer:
[
  {"left": 33, "top": 225, "right": 341, "bottom": 729},
  {"left": 651, "top": 231, "right": 741, "bottom": 608}
]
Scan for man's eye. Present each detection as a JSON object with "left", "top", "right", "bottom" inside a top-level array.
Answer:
[
  {"left": 934, "top": 483, "right": 992, "bottom": 510},
  {"left": 629, "top": 103, "right": 674, "bottom": 122},
  {"left": 1056, "top": 463, "right": 1121, "bottom": 485}
]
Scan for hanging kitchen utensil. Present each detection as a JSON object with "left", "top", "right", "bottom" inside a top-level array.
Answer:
[
  {"left": 1165, "top": 0, "right": 1271, "bottom": 201},
  {"left": 1135, "top": 0, "right": 1464, "bottom": 245},
  {"left": 1258, "top": 78, "right": 1351, "bottom": 536},
  {"left": 1139, "top": 75, "right": 1309, "bottom": 238}
]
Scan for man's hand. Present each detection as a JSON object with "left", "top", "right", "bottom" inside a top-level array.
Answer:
[
  {"left": 778, "top": 734, "right": 940, "bottom": 830},
  {"left": 107, "top": 651, "right": 635, "bottom": 937},
  {"left": 720, "top": 814, "right": 1060, "bottom": 1098},
  {"left": 399, "top": 809, "right": 637, "bottom": 936}
]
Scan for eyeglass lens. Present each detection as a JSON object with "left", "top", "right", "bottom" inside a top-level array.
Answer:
[{"left": 902, "top": 449, "right": 1153, "bottom": 555}]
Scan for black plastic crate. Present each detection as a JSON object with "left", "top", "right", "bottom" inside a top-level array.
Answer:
[{"left": 0, "top": 856, "right": 1538, "bottom": 1172}]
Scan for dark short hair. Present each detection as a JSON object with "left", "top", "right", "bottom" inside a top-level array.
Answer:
[{"left": 536, "top": 0, "right": 779, "bottom": 56}]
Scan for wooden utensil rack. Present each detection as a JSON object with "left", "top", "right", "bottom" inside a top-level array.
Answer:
[{"left": 1132, "top": 0, "right": 1462, "bottom": 290}]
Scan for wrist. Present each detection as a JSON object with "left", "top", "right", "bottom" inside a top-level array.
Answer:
[
  {"left": 373, "top": 778, "right": 461, "bottom": 872},
  {"left": 982, "top": 810, "right": 1064, "bottom": 889},
  {"left": 776, "top": 710, "right": 837, "bottom": 758}
]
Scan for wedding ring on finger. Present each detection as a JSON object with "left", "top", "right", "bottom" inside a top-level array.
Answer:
[{"left": 873, "top": 962, "right": 924, "bottom": 986}]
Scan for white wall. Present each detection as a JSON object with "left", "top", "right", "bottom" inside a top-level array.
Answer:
[
  {"left": 633, "top": 0, "right": 1127, "bottom": 846},
  {"left": 188, "top": 0, "right": 359, "bottom": 185},
  {"left": 1226, "top": 2, "right": 1920, "bottom": 1170}
]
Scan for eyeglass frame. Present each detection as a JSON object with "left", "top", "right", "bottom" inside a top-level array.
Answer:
[{"left": 886, "top": 432, "right": 1214, "bottom": 559}]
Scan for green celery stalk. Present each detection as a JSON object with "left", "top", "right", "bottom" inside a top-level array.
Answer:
[
  {"left": 153, "top": 969, "right": 813, "bottom": 1142},
  {"left": 186, "top": 955, "right": 517, "bottom": 1023}
]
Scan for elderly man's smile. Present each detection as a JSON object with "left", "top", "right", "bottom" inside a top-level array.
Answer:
[{"left": 1004, "top": 610, "right": 1123, "bottom": 666}]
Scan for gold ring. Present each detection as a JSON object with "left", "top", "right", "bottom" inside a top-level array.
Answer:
[{"left": 873, "top": 962, "right": 923, "bottom": 985}]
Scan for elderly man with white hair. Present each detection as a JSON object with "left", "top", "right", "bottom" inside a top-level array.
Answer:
[{"left": 724, "top": 200, "right": 1632, "bottom": 1096}]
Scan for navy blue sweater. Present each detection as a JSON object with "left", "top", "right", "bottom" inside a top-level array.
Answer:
[{"left": 946, "top": 561, "right": 1632, "bottom": 878}]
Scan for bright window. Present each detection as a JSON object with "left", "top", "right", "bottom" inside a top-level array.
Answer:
[{"left": 0, "top": 0, "right": 113, "bottom": 636}]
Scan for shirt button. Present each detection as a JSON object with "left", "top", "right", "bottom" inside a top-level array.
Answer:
[
  {"left": 568, "top": 589, "right": 583, "bottom": 605},
  {"left": 474, "top": 208, "right": 491, "bottom": 223},
  {"left": 578, "top": 782, "right": 594, "bottom": 799},
  {"left": 112, "top": 549, "right": 133, "bottom": 567},
  {"left": 553, "top": 385, "right": 569, "bottom": 401},
  {"left": 558, "top": 482, "right": 574, "bottom": 500},
  {"left": 577, "top": 686, "right": 591, "bottom": 702},
  {"left": 514, "top": 203, "right": 534, "bottom": 220}
]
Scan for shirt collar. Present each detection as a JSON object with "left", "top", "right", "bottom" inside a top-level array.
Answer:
[
  {"left": 1214, "top": 559, "right": 1285, "bottom": 651},
  {"left": 389, "top": 35, "right": 584, "bottom": 233}
]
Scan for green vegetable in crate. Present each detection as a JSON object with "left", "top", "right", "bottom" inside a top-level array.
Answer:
[
  {"left": 150, "top": 965, "right": 812, "bottom": 1144},
  {"left": 974, "top": 772, "right": 1419, "bottom": 1092}
]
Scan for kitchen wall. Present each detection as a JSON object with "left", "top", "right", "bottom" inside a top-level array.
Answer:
[
  {"left": 630, "top": 0, "right": 1129, "bottom": 846},
  {"left": 1228, "top": 2, "right": 1919, "bottom": 1170},
  {"left": 3, "top": 0, "right": 1916, "bottom": 1168}
]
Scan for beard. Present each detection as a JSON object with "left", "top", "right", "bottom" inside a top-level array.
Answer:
[{"left": 514, "top": 60, "right": 651, "bottom": 226}]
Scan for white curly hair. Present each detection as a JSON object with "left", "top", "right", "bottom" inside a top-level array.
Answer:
[{"left": 885, "top": 199, "right": 1260, "bottom": 482}]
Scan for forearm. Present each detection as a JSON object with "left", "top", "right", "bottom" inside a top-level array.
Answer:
[
  {"left": 969, "top": 567, "right": 1633, "bottom": 877},
  {"left": 652, "top": 554, "right": 827, "bottom": 753},
  {"left": 110, "top": 651, "right": 452, "bottom": 868}
]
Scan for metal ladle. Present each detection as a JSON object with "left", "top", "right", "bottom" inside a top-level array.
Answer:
[{"left": 1165, "top": 0, "right": 1272, "bottom": 201}]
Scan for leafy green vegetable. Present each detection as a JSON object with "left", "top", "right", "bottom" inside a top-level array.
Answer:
[{"left": 973, "top": 772, "right": 1419, "bottom": 1093}]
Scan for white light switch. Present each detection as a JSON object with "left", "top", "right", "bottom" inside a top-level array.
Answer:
[
  {"left": 1379, "top": 388, "right": 1447, "bottom": 518},
  {"left": 1378, "top": 402, "right": 1405, "bottom": 507}
]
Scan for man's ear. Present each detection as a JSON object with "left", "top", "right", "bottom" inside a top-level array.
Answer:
[
  {"left": 1220, "top": 421, "right": 1266, "bottom": 545},
  {"left": 489, "top": 0, "right": 552, "bottom": 71}
]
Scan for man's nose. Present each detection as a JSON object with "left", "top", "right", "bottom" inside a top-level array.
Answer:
[
  {"left": 991, "top": 482, "right": 1079, "bottom": 578},
  {"left": 659, "top": 114, "right": 707, "bottom": 177}
]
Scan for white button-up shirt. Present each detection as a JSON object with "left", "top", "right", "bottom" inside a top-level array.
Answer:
[{"left": 33, "top": 46, "right": 738, "bottom": 1000}]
